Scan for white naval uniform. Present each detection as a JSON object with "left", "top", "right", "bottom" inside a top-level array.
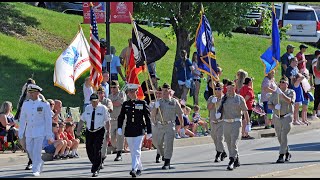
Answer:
[{"left": 18, "top": 98, "right": 52, "bottom": 174}]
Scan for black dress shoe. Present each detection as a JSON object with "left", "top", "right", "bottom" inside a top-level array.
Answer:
[
  {"left": 276, "top": 154, "right": 285, "bottom": 163},
  {"left": 234, "top": 157, "right": 240, "bottom": 168},
  {"left": 92, "top": 171, "right": 99, "bottom": 177},
  {"left": 162, "top": 156, "right": 165, "bottom": 161},
  {"left": 25, "top": 164, "right": 32, "bottom": 170},
  {"left": 156, "top": 154, "right": 161, "bottom": 163},
  {"left": 136, "top": 170, "right": 141, "bottom": 176},
  {"left": 285, "top": 153, "right": 291, "bottom": 162},
  {"left": 130, "top": 170, "right": 136, "bottom": 177},
  {"left": 227, "top": 157, "right": 235, "bottom": 171},
  {"left": 220, "top": 151, "right": 227, "bottom": 161}
]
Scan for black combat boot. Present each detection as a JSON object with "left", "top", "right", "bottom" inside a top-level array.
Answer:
[
  {"left": 234, "top": 156, "right": 240, "bottom": 168},
  {"left": 156, "top": 154, "right": 161, "bottom": 163},
  {"left": 214, "top": 151, "right": 222, "bottom": 162},
  {"left": 276, "top": 154, "right": 285, "bottom": 163},
  {"left": 285, "top": 152, "right": 291, "bottom": 162},
  {"left": 227, "top": 157, "right": 235, "bottom": 170},
  {"left": 220, "top": 151, "right": 227, "bottom": 161},
  {"left": 162, "top": 159, "right": 171, "bottom": 170},
  {"left": 114, "top": 151, "right": 123, "bottom": 161},
  {"left": 25, "top": 158, "right": 32, "bottom": 170}
]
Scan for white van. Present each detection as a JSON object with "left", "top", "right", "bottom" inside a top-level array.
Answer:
[{"left": 275, "top": 4, "right": 320, "bottom": 43}]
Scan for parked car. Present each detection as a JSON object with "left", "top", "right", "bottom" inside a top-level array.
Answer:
[{"left": 25, "top": 2, "right": 83, "bottom": 16}]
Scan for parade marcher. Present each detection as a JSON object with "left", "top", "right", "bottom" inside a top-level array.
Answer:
[
  {"left": 18, "top": 84, "right": 53, "bottom": 177},
  {"left": 150, "top": 86, "right": 165, "bottom": 163},
  {"left": 217, "top": 80, "right": 250, "bottom": 170},
  {"left": 117, "top": 84, "right": 152, "bottom": 177},
  {"left": 96, "top": 86, "right": 113, "bottom": 168},
  {"left": 268, "top": 77, "right": 295, "bottom": 163},
  {"left": 207, "top": 82, "right": 227, "bottom": 162},
  {"left": 108, "top": 80, "right": 127, "bottom": 161},
  {"left": 153, "top": 83, "right": 184, "bottom": 170},
  {"left": 81, "top": 93, "right": 111, "bottom": 177}
]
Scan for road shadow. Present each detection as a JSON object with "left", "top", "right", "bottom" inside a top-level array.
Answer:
[{"left": 255, "top": 142, "right": 320, "bottom": 152}]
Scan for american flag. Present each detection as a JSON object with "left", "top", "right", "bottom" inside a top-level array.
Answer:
[{"left": 89, "top": 2, "right": 103, "bottom": 89}]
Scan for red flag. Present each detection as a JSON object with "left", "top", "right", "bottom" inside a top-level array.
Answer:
[
  {"left": 126, "top": 49, "right": 145, "bottom": 100},
  {"left": 89, "top": 3, "right": 103, "bottom": 89}
]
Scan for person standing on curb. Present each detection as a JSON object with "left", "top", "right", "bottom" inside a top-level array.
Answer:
[
  {"left": 108, "top": 80, "right": 127, "bottom": 162},
  {"left": 81, "top": 93, "right": 111, "bottom": 177},
  {"left": 207, "top": 82, "right": 227, "bottom": 163},
  {"left": 153, "top": 83, "right": 184, "bottom": 170},
  {"left": 18, "top": 84, "right": 53, "bottom": 177},
  {"left": 218, "top": 80, "right": 250, "bottom": 171},
  {"left": 268, "top": 77, "right": 295, "bottom": 163},
  {"left": 117, "top": 84, "right": 152, "bottom": 177}
]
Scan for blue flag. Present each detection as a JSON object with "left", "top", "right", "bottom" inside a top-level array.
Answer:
[
  {"left": 260, "top": 7, "right": 280, "bottom": 75},
  {"left": 195, "top": 13, "right": 219, "bottom": 81}
]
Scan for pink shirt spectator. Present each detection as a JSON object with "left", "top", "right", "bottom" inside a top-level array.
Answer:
[
  {"left": 239, "top": 85, "right": 255, "bottom": 110},
  {"left": 296, "top": 52, "right": 306, "bottom": 72}
]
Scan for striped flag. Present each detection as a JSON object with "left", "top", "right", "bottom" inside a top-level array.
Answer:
[{"left": 89, "top": 2, "right": 103, "bottom": 89}]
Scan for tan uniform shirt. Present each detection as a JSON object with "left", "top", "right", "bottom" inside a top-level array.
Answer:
[
  {"left": 101, "top": 98, "right": 113, "bottom": 112},
  {"left": 222, "top": 94, "right": 248, "bottom": 119},
  {"left": 268, "top": 89, "right": 296, "bottom": 115},
  {"left": 159, "top": 98, "right": 183, "bottom": 122},
  {"left": 109, "top": 91, "right": 127, "bottom": 120},
  {"left": 207, "top": 95, "right": 222, "bottom": 121}
]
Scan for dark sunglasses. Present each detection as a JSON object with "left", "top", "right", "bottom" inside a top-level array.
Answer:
[
  {"left": 215, "top": 87, "right": 221, "bottom": 91},
  {"left": 280, "top": 81, "right": 288, "bottom": 84}
]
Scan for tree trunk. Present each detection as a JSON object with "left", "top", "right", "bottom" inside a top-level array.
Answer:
[{"left": 170, "top": 27, "right": 191, "bottom": 99}]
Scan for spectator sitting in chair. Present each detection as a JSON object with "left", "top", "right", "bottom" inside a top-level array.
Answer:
[
  {"left": 65, "top": 122, "right": 80, "bottom": 158},
  {"left": 192, "top": 105, "right": 209, "bottom": 136},
  {"left": 0, "top": 101, "right": 18, "bottom": 152},
  {"left": 58, "top": 122, "right": 71, "bottom": 158},
  {"left": 43, "top": 122, "right": 68, "bottom": 160}
]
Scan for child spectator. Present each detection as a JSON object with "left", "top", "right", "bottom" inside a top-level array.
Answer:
[
  {"left": 192, "top": 105, "right": 209, "bottom": 136},
  {"left": 183, "top": 106, "right": 195, "bottom": 137},
  {"left": 65, "top": 122, "right": 80, "bottom": 158},
  {"left": 175, "top": 104, "right": 194, "bottom": 138},
  {"left": 58, "top": 122, "right": 71, "bottom": 158},
  {"left": 43, "top": 122, "right": 68, "bottom": 160}
]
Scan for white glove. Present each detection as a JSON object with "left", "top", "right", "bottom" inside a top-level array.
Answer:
[
  {"left": 154, "top": 101, "right": 160, "bottom": 109},
  {"left": 146, "top": 134, "right": 152, "bottom": 140},
  {"left": 149, "top": 102, "right": 155, "bottom": 109},
  {"left": 275, "top": 104, "right": 281, "bottom": 110},
  {"left": 215, "top": 112, "right": 221, "bottom": 119},
  {"left": 276, "top": 87, "right": 283, "bottom": 95},
  {"left": 245, "top": 124, "right": 251, "bottom": 132},
  {"left": 117, "top": 128, "right": 122, "bottom": 136},
  {"left": 211, "top": 97, "right": 218, "bottom": 103}
]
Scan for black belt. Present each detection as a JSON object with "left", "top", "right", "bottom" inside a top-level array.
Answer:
[{"left": 280, "top": 114, "right": 288, "bottom": 118}]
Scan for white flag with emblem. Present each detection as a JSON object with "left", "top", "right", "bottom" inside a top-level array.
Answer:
[{"left": 54, "top": 27, "right": 91, "bottom": 94}]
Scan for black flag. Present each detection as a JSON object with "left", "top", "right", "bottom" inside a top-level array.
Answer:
[{"left": 132, "top": 21, "right": 169, "bottom": 67}]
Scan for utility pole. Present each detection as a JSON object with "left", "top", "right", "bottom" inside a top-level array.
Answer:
[{"left": 105, "top": 2, "right": 111, "bottom": 95}]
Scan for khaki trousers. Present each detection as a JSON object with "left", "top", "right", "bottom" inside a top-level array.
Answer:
[
  {"left": 274, "top": 115, "right": 292, "bottom": 154},
  {"left": 101, "top": 120, "right": 125, "bottom": 158},
  {"left": 223, "top": 121, "right": 241, "bottom": 158},
  {"left": 152, "top": 123, "right": 161, "bottom": 155},
  {"left": 157, "top": 123, "right": 175, "bottom": 159},
  {"left": 210, "top": 121, "right": 225, "bottom": 152}
]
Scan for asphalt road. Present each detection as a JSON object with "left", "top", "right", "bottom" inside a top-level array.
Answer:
[{"left": 1, "top": 129, "right": 320, "bottom": 178}]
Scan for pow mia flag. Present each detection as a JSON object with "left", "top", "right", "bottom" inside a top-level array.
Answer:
[{"left": 132, "top": 21, "right": 169, "bottom": 67}]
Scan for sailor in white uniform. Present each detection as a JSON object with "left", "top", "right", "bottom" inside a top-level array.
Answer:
[{"left": 18, "top": 84, "right": 53, "bottom": 177}]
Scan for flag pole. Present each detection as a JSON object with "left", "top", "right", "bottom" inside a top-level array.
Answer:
[{"left": 129, "top": 12, "right": 165, "bottom": 124}]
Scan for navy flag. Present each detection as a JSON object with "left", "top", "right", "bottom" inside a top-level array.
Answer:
[
  {"left": 131, "top": 21, "right": 169, "bottom": 67},
  {"left": 260, "top": 5, "right": 280, "bottom": 76},
  {"left": 195, "top": 12, "right": 219, "bottom": 81}
]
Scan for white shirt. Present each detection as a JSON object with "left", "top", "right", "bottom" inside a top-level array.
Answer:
[
  {"left": 83, "top": 84, "right": 94, "bottom": 104},
  {"left": 81, "top": 103, "right": 110, "bottom": 130},
  {"left": 18, "top": 98, "right": 52, "bottom": 140}
]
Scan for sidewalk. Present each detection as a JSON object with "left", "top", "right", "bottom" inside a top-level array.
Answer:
[{"left": 0, "top": 116, "right": 320, "bottom": 166}]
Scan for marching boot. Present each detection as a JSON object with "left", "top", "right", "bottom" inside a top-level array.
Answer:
[
  {"left": 276, "top": 154, "right": 285, "bottom": 163},
  {"left": 25, "top": 158, "right": 32, "bottom": 170},
  {"left": 130, "top": 169, "right": 137, "bottom": 178},
  {"left": 114, "top": 151, "right": 123, "bottom": 161},
  {"left": 220, "top": 151, "right": 227, "bottom": 161},
  {"left": 214, "top": 151, "right": 222, "bottom": 162},
  {"left": 227, "top": 157, "right": 235, "bottom": 171},
  {"left": 285, "top": 152, "right": 291, "bottom": 162},
  {"left": 156, "top": 154, "right": 161, "bottom": 163},
  {"left": 162, "top": 159, "right": 171, "bottom": 170},
  {"left": 234, "top": 156, "right": 240, "bottom": 168}
]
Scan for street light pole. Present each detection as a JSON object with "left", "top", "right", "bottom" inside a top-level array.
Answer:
[{"left": 105, "top": 1, "right": 111, "bottom": 95}]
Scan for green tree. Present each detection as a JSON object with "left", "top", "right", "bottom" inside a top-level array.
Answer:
[{"left": 134, "top": 2, "right": 259, "bottom": 97}]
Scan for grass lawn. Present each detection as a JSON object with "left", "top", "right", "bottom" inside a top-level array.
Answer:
[{"left": 0, "top": 2, "right": 318, "bottom": 119}]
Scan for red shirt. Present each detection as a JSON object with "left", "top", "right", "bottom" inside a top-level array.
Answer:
[
  {"left": 223, "top": 85, "right": 227, "bottom": 94},
  {"left": 239, "top": 85, "right": 255, "bottom": 110},
  {"left": 66, "top": 131, "right": 74, "bottom": 140},
  {"left": 296, "top": 52, "right": 306, "bottom": 71}
]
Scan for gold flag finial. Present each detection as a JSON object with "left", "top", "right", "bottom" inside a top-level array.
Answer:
[{"left": 201, "top": 3, "right": 204, "bottom": 14}]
